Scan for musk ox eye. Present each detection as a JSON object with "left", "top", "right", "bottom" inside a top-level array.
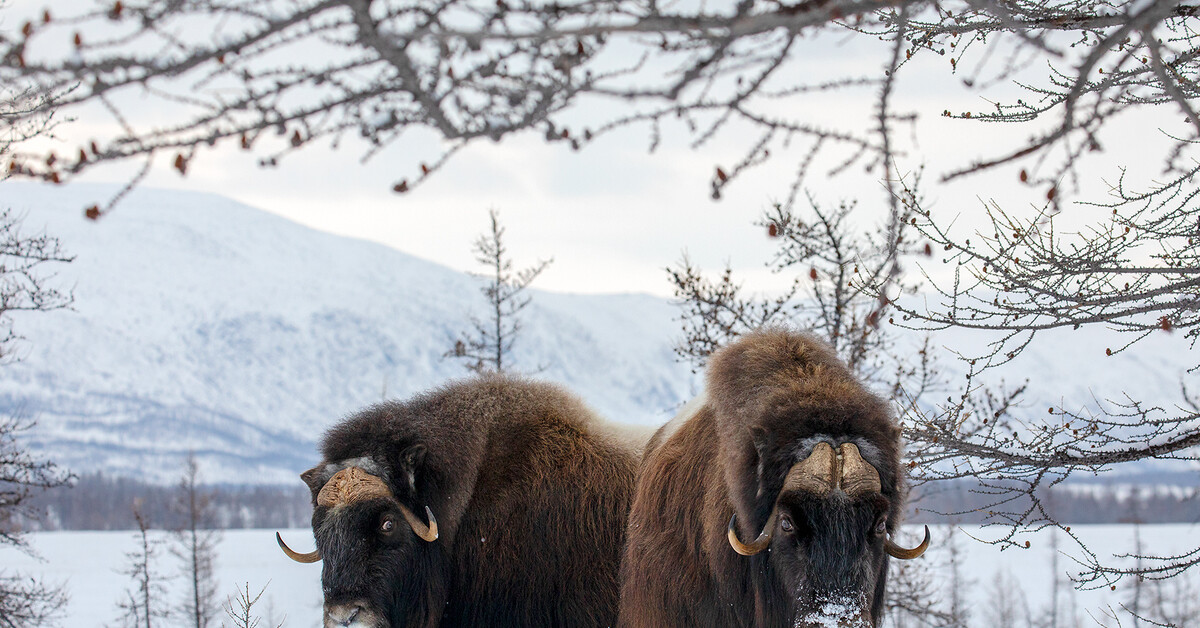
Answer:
[
  {"left": 380, "top": 517, "right": 396, "bottom": 535},
  {"left": 874, "top": 517, "right": 886, "bottom": 536},
  {"left": 779, "top": 515, "right": 794, "bottom": 533}
]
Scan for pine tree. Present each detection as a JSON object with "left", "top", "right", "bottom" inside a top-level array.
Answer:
[
  {"left": 945, "top": 523, "right": 972, "bottom": 628},
  {"left": 171, "top": 455, "right": 220, "bottom": 628},
  {"left": 115, "top": 500, "right": 169, "bottom": 628},
  {"left": 446, "top": 209, "right": 551, "bottom": 374}
]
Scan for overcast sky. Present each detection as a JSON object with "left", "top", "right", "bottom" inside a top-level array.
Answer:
[{"left": 6, "top": 2, "right": 1177, "bottom": 299}]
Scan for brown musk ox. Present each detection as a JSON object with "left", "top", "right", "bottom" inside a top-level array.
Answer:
[
  {"left": 618, "top": 329, "right": 929, "bottom": 628},
  {"left": 276, "top": 375, "right": 640, "bottom": 628}
]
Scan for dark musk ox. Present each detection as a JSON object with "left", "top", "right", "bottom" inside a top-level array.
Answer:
[
  {"left": 276, "top": 376, "right": 639, "bottom": 628},
  {"left": 618, "top": 329, "right": 929, "bottom": 628}
]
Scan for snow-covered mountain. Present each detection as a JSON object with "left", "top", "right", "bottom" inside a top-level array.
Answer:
[
  {"left": 0, "top": 183, "right": 698, "bottom": 483},
  {"left": 0, "top": 182, "right": 1194, "bottom": 485}
]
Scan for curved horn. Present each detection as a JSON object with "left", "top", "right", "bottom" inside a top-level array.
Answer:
[
  {"left": 400, "top": 504, "right": 439, "bottom": 542},
  {"left": 727, "top": 508, "right": 779, "bottom": 556},
  {"left": 885, "top": 525, "right": 931, "bottom": 559},
  {"left": 276, "top": 532, "right": 321, "bottom": 563}
]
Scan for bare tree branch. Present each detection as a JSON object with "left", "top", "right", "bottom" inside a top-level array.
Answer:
[{"left": 4, "top": 0, "right": 1196, "bottom": 215}]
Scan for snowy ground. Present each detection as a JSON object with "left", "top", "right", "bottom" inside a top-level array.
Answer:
[{"left": 1, "top": 524, "right": 1197, "bottom": 627}]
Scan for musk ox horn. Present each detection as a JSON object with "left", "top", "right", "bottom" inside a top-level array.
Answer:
[
  {"left": 728, "top": 441, "right": 837, "bottom": 556},
  {"left": 836, "top": 443, "right": 881, "bottom": 498},
  {"left": 727, "top": 508, "right": 779, "bottom": 556},
  {"left": 885, "top": 525, "right": 931, "bottom": 559},
  {"left": 400, "top": 504, "right": 439, "bottom": 542},
  {"left": 276, "top": 532, "right": 321, "bottom": 563},
  {"left": 316, "top": 466, "right": 440, "bottom": 543},
  {"left": 783, "top": 441, "right": 837, "bottom": 497},
  {"left": 728, "top": 442, "right": 895, "bottom": 557},
  {"left": 317, "top": 467, "right": 394, "bottom": 507}
]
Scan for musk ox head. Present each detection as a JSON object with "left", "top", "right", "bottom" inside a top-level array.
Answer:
[
  {"left": 712, "top": 329, "right": 928, "bottom": 627},
  {"left": 726, "top": 439, "right": 929, "bottom": 627},
  {"left": 277, "top": 449, "right": 441, "bottom": 628}
]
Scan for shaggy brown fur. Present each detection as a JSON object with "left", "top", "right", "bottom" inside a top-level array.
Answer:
[
  {"left": 618, "top": 329, "right": 905, "bottom": 628},
  {"left": 301, "top": 375, "right": 638, "bottom": 628}
]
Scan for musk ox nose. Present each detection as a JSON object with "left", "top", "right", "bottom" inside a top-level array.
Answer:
[
  {"left": 795, "top": 593, "right": 872, "bottom": 628},
  {"left": 324, "top": 602, "right": 378, "bottom": 628}
]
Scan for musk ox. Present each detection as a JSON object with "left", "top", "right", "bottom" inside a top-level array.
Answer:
[
  {"left": 618, "top": 329, "right": 928, "bottom": 628},
  {"left": 277, "top": 375, "right": 639, "bottom": 628}
]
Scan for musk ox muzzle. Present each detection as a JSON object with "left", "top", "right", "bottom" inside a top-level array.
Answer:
[
  {"left": 320, "top": 601, "right": 385, "bottom": 628},
  {"left": 276, "top": 466, "right": 438, "bottom": 564},
  {"left": 726, "top": 442, "right": 929, "bottom": 559}
]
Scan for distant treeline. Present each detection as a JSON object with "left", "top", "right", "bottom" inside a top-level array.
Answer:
[
  {"left": 908, "top": 478, "right": 1200, "bottom": 525},
  {"left": 17, "top": 472, "right": 312, "bottom": 531},
  {"left": 13, "top": 472, "right": 1198, "bottom": 531}
]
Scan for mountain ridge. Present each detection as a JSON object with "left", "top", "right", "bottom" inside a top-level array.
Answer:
[
  {"left": 0, "top": 182, "right": 1193, "bottom": 485},
  {"left": 0, "top": 182, "right": 696, "bottom": 483}
]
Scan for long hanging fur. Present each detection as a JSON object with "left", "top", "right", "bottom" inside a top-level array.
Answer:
[
  {"left": 618, "top": 328, "right": 905, "bottom": 628},
  {"left": 308, "top": 375, "right": 639, "bottom": 628}
]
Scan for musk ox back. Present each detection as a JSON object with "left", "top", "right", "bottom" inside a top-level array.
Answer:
[
  {"left": 618, "top": 329, "right": 928, "bottom": 628},
  {"left": 278, "top": 376, "right": 639, "bottom": 628}
]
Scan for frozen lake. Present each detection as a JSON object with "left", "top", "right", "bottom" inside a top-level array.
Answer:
[{"left": 2, "top": 524, "right": 1197, "bottom": 627}]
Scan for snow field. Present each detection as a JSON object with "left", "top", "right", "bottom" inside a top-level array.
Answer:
[{"left": 2, "top": 524, "right": 1196, "bottom": 627}]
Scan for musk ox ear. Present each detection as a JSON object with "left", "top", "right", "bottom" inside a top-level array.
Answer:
[
  {"left": 749, "top": 425, "right": 770, "bottom": 455},
  {"left": 399, "top": 444, "right": 427, "bottom": 492},
  {"left": 300, "top": 465, "right": 325, "bottom": 495},
  {"left": 749, "top": 426, "right": 771, "bottom": 490}
]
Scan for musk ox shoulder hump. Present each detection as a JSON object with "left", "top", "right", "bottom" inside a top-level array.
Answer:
[
  {"left": 653, "top": 391, "right": 708, "bottom": 445},
  {"left": 503, "top": 377, "right": 656, "bottom": 454},
  {"left": 705, "top": 328, "right": 898, "bottom": 447},
  {"left": 706, "top": 328, "right": 849, "bottom": 410}
]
